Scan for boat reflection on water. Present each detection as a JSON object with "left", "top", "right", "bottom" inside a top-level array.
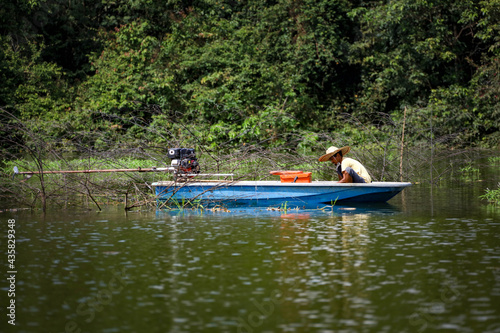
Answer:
[
  {"left": 265, "top": 206, "right": 376, "bottom": 331},
  {"left": 153, "top": 201, "right": 404, "bottom": 331},
  {"left": 155, "top": 202, "right": 402, "bottom": 219}
]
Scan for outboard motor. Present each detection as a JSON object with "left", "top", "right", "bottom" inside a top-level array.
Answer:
[{"left": 167, "top": 148, "right": 200, "bottom": 175}]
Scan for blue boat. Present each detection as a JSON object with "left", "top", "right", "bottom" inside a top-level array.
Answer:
[{"left": 152, "top": 180, "right": 412, "bottom": 209}]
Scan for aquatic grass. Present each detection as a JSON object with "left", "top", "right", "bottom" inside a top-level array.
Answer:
[
  {"left": 458, "top": 164, "right": 480, "bottom": 181},
  {"left": 266, "top": 202, "right": 298, "bottom": 213},
  {"left": 166, "top": 197, "right": 185, "bottom": 211},
  {"left": 488, "top": 156, "right": 500, "bottom": 164},
  {"left": 160, "top": 197, "right": 207, "bottom": 211},
  {"left": 281, "top": 201, "right": 287, "bottom": 214},
  {"left": 318, "top": 197, "right": 339, "bottom": 215},
  {"left": 331, "top": 197, "right": 338, "bottom": 215},
  {"left": 480, "top": 183, "right": 500, "bottom": 205}
]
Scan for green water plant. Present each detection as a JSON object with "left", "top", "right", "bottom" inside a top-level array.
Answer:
[
  {"left": 488, "top": 156, "right": 500, "bottom": 165},
  {"left": 480, "top": 183, "right": 500, "bottom": 205},
  {"left": 281, "top": 201, "right": 288, "bottom": 214},
  {"left": 266, "top": 201, "right": 294, "bottom": 213},
  {"left": 458, "top": 164, "right": 480, "bottom": 181},
  {"left": 159, "top": 197, "right": 207, "bottom": 211},
  {"left": 330, "top": 197, "right": 338, "bottom": 215},
  {"left": 318, "top": 197, "right": 339, "bottom": 215}
]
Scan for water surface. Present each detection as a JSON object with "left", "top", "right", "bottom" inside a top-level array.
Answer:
[{"left": 1, "top": 180, "right": 500, "bottom": 333}]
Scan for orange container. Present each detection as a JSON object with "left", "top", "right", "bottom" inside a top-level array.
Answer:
[{"left": 278, "top": 172, "right": 312, "bottom": 183}]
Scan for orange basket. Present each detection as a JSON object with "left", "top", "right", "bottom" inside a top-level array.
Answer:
[{"left": 269, "top": 170, "right": 312, "bottom": 183}]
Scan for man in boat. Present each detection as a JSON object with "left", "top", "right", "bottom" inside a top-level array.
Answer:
[{"left": 319, "top": 146, "right": 372, "bottom": 183}]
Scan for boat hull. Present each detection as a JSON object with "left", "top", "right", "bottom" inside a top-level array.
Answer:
[{"left": 152, "top": 181, "right": 412, "bottom": 209}]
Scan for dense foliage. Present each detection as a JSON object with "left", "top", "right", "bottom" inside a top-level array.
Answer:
[{"left": 1, "top": 0, "right": 499, "bottom": 152}]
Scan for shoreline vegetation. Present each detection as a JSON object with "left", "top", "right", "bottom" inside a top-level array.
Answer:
[
  {"left": 1, "top": 110, "right": 499, "bottom": 211},
  {"left": 1, "top": 0, "right": 499, "bottom": 210},
  {"left": 2, "top": 148, "right": 499, "bottom": 212}
]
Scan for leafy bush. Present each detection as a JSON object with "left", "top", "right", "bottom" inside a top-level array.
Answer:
[{"left": 480, "top": 183, "right": 500, "bottom": 205}]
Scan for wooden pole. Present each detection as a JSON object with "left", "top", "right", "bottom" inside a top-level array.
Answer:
[
  {"left": 400, "top": 106, "right": 407, "bottom": 182},
  {"left": 14, "top": 167, "right": 174, "bottom": 175}
]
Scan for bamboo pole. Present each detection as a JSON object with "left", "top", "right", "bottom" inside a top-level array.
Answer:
[
  {"left": 400, "top": 106, "right": 407, "bottom": 182},
  {"left": 13, "top": 167, "right": 175, "bottom": 175}
]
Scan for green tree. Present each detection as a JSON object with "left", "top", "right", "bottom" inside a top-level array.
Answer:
[
  {"left": 0, "top": 36, "right": 70, "bottom": 120},
  {"left": 349, "top": 0, "right": 486, "bottom": 115},
  {"left": 152, "top": 0, "right": 357, "bottom": 147},
  {"left": 78, "top": 20, "right": 173, "bottom": 115}
]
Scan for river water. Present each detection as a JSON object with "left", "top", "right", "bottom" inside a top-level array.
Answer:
[{"left": 1, "top": 168, "right": 500, "bottom": 333}]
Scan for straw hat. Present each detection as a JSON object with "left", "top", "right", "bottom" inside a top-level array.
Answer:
[{"left": 318, "top": 146, "right": 350, "bottom": 162}]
